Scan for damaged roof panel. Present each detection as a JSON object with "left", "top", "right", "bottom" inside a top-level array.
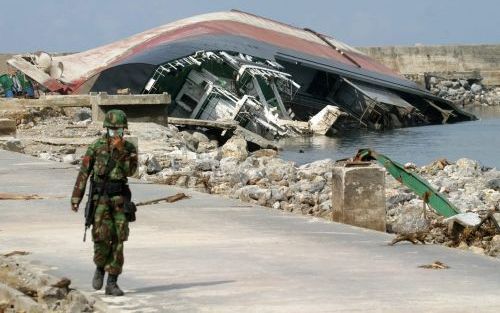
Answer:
[
  {"left": 7, "top": 10, "right": 476, "bottom": 130},
  {"left": 9, "top": 11, "right": 406, "bottom": 93}
]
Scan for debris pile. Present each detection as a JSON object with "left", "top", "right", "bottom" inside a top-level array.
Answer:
[
  {"left": 427, "top": 75, "right": 500, "bottom": 106},
  {"left": 0, "top": 254, "right": 101, "bottom": 312},
  {"left": 2, "top": 112, "right": 499, "bottom": 258},
  {"left": 386, "top": 158, "right": 500, "bottom": 256}
]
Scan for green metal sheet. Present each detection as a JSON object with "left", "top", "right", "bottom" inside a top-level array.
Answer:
[{"left": 355, "top": 149, "right": 459, "bottom": 218}]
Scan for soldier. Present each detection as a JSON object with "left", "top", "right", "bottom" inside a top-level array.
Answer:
[{"left": 71, "top": 109, "right": 138, "bottom": 296}]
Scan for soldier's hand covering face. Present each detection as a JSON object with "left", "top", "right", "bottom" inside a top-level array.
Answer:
[{"left": 108, "top": 128, "right": 125, "bottom": 151}]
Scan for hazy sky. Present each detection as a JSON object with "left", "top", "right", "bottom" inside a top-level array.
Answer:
[{"left": 1, "top": 0, "right": 498, "bottom": 52}]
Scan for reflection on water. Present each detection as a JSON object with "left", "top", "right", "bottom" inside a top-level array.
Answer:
[{"left": 279, "top": 106, "right": 500, "bottom": 168}]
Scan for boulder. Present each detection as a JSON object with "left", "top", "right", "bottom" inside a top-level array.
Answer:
[
  {"left": 221, "top": 136, "right": 248, "bottom": 161},
  {"left": 486, "top": 178, "right": 500, "bottom": 191},
  {"left": 238, "top": 185, "right": 271, "bottom": 202},
  {"left": 62, "top": 154, "right": 77, "bottom": 164},
  {"left": 489, "top": 235, "right": 500, "bottom": 256},
  {"left": 197, "top": 141, "right": 218, "bottom": 153},
  {"left": 59, "top": 147, "right": 76, "bottom": 155},
  {"left": 471, "top": 83, "right": 483, "bottom": 93},
  {"left": 192, "top": 131, "right": 210, "bottom": 143},
  {"left": 73, "top": 108, "right": 92, "bottom": 122},
  {"left": 220, "top": 157, "right": 239, "bottom": 173},
  {"left": 195, "top": 159, "right": 219, "bottom": 172},
  {"left": 251, "top": 149, "right": 278, "bottom": 158},
  {"left": 146, "top": 156, "right": 162, "bottom": 174},
  {"left": 1, "top": 139, "right": 24, "bottom": 153},
  {"left": 179, "top": 131, "right": 199, "bottom": 151}
]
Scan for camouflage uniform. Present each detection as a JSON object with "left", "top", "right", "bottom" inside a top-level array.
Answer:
[{"left": 71, "top": 113, "right": 137, "bottom": 276}]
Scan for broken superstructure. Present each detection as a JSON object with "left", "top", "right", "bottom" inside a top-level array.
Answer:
[{"left": 6, "top": 10, "right": 476, "bottom": 138}]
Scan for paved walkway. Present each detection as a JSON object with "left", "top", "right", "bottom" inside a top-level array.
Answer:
[{"left": 0, "top": 149, "right": 499, "bottom": 312}]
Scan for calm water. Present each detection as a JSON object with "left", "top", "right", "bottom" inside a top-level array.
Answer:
[{"left": 280, "top": 107, "right": 500, "bottom": 168}]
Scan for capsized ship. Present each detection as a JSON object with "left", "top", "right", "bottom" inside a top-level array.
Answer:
[{"left": 8, "top": 10, "right": 476, "bottom": 138}]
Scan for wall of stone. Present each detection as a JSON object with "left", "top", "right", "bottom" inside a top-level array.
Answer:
[
  {"left": 358, "top": 44, "right": 500, "bottom": 86},
  {"left": 0, "top": 54, "right": 13, "bottom": 74}
]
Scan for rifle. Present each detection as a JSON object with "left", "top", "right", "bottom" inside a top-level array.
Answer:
[{"left": 83, "top": 179, "right": 94, "bottom": 242}]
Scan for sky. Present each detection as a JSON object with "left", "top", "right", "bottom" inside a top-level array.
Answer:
[{"left": 0, "top": 0, "right": 498, "bottom": 53}]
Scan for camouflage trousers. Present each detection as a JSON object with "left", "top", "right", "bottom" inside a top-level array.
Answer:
[{"left": 92, "top": 195, "right": 129, "bottom": 275}]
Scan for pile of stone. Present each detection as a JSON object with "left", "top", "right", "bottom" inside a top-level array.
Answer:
[
  {"left": 132, "top": 122, "right": 333, "bottom": 219},
  {"left": 428, "top": 76, "right": 500, "bottom": 106},
  {"left": 0, "top": 255, "right": 103, "bottom": 312},
  {"left": 386, "top": 158, "right": 500, "bottom": 256},
  {"left": 3, "top": 114, "right": 500, "bottom": 257}
]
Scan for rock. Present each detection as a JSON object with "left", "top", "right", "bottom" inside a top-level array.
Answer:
[
  {"left": 195, "top": 159, "right": 219, "bottom": 171},
  {"left": 459, "top": 80, "right": 469, "bottom": 89},
  {"left": 179, "top": 131, "right": 198, "bottom": 151},
  {"left": 269, "top": 187, "right": 289, "bottom": 202},
  {"left": 455, "top": 158, "right": 481, "bottom": 176},
  {"left": 429, "top": 77, "right": 437, "bottom": 85},
  {"left": 471, "top": 83, "right": 483, "bottom": 93},
  {"left": 266, "top": 159, "right": 296, "bottom": 182},
  {"left": 221, "top": 135, "right": 248, "bottom": 161},
  {"left": 442, "top": 80, "right": 453, "bottom": 88},
  {"left": 192, "top": 131, "right": 210, "bottom": 143},
  {"left": 175, "top": 176, "right": 188, "bottom": 187},
  {"left": 76, "top": 119, "right": 92, "bottom": 126},
  {"left": 272, "top": 201, "right": 281, "bottom": 210},
  {"left": 73, "top": 108, "right": 91, "bottom": 122},
  {"left": 146, "top": 156, "right": 162, "bottom": 174},
  {"left": 220, "top": 157, "right": 239, "bottom": 173},
  {"left": 447, "top": 89, "right": 458, "bottom": 96},
  {"left": 39, "top": 152, "right": 59, "bottom": 162},
  {"left": 37, "top": 286, "right": 67, "bottom": 302},
  {"left": 457, "top": 241, "right": 469, "bottom": 250},
  {"left": 252, "top": 149, "right": 278, "bottom": 158},
  {"left": 489, "top": 235, "right": 500, "bottom": 256},
  {"left": 297, "top": 159, "right": 334, "bottom": 179},
  {"left": 239, "top": 185, "right": 271, "bottom": 202},
  {"left": 486, "top": 178, "right": 500, "bottom": 191},
  {"left": 66, "top": 291, "right": 92, "bottom": 313},
  {"left": 290, "top": 176, "right": 326, "bottom": 193},
  {"left": 386, "top": 191, "right": 415, "bottom": 208},
  {"left": 59, "top": 147, "right": 76, "bottom": 154},
  {"left": 1, "top": 139, "right": 24, "bottom": 153},
  {"left": 62, "top": 154, "right": 77, "bottom": 164},
  {"left": 469, "top": 246, "right": 485, "bottom": 255},
  {"left": 197, "top": 141, "right": 218, "bottom": 153}
]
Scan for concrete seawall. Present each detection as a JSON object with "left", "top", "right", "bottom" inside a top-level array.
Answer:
[
  {"left": 358, "top": 44, "right": 500, "bottom": 86},
  {"left": 0, "top": 54, "right": 13, "bottom": 74}
]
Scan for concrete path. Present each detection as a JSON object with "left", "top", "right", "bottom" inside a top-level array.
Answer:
[{"left": 0, "top": 149, "right": 499, "bottom": 312}]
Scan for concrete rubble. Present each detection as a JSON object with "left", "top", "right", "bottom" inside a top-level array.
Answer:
[
  {"left": 425, "top": 74, "right": 500, "bottom": 107},
  {"left": 0, "top": 255, "right": 105, "bottom": 313},
  {"left": 2, "top": 108, "right": 499, "bottom": 259}
]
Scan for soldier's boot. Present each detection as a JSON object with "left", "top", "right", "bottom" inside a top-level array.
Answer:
[
  {"left": 105, "top": 274, "right": 124, "bottom": 296},
  {"left": 92, "top": 267, "right": 105, "bottom": 290}
]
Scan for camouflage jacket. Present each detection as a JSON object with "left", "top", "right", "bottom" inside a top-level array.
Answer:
[{"left": 71, "top": 136, "right": 138, "bottom": 206}]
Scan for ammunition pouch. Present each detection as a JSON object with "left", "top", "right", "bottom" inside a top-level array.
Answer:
[{"left": 123, "top": 201, "right": 137, "bottom": 222}]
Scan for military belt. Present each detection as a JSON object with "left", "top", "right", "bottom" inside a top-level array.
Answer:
[{"left": 93, "top": 180, "right": 126, "bottom": 197}]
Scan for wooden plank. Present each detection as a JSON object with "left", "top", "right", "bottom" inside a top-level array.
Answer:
[{"left": 168, "top": 117, "right": 238, "bottom": 129}]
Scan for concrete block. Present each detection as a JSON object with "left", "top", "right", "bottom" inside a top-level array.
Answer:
[
  {"left": 91, "top": 92, "right": 170, "bottom": 124},
  {"left": 332, "top": 163, "right": 386, "bottom": 231},
  {"left": 0, "top": 118, "right": 16, "bottom": 136}
]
